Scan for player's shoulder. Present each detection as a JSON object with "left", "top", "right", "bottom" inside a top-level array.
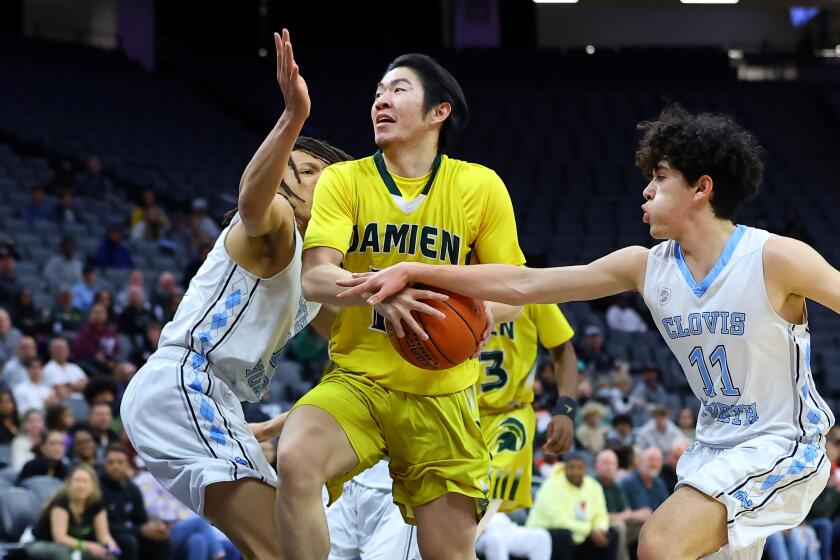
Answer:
[
  {"left": 324, "top": 156, "right": 376, "bottom": 177},
  {"left": 441, "top": 155, "right": 503, "bottom": 185}
]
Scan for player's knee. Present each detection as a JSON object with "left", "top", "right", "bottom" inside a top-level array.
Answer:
[{"left": 276, "top": 441, "right": 326, "bottom": 491}]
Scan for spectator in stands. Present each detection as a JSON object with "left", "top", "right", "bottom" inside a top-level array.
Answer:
[
  {"left": 190, "top": 197, "right": 220, "bottom": 242},
  {"left": 163, "top": 287, "right": 183, "bottom": 324},
  {"left": 130, "top": 190, "right": 168, "bottom": 228},
  {"left": 83, "top": 376, "right": 119, "bottom": 407},
  {"left": 605, "top": 414, "right": 635, "bottom": 448},
  {"left": 629, "top": 366, "right": 669, "bottom": 414},
  {"left": 53, "top": 158, "right": 78, "bottom": 193},
  {"left": 13, "top": 358, "right": 59, "bottom": 413},
  {"left": 0, "top": 307, "right": 23, "bottom": 365},
  {"left": 3, "top": 335, "right": 38, "bottom": 387},
  {"left": 48, "top": 287, "right": 85, "bottom": 336},
  {"left": 11, "top": 408, "right": 44, "bottom": 470},
  {"left": 46, "top": 403, "right": 76, "bottom": 435},
  {"left": 606, "top": 368, "right": 648, "bottom": 427},
  {"left": 130, "top": 321, "right": 161, "bottom": 365},
  {"left": 72, "top": 265, "right": 99, "bottom": 313},
  {"left": 16, "top": 429, "right": 69, "bottom": 484},
  {"left": 114, "top": 361, "right": 137, "bottom": 388},
  {"left": 94, "top": 225, "right": 134, "bottom": 269},
  {"left": 55, "top": 189, "right": 78, "bottom": 225},
  {"left": 635, "top": 404, "right": 685, "bottom": 456},
  {"left": 621, "top": 447, "right": 668, "bottom": 513},
  {"left": 150, "top": 272, "right": 177, "bottom": 322},
  {"left": 119, "top": 286, "right": 154, "bottom": 339},
  {"left": 94, "top": 289, "right": 116, "bottom": 321},
  {"left": 26, "top": 463, "right": 120, "bottom": 560},
  {"left": 116, "top": 270, "right": 146, "bottom": 313},
  {"left": 595, "top": 449, "right": 649, "bottom": 560},
  {"left": 677, "top": 407, "right": 696, "bottom": 441},
  {"left": 576, "top": 400, "right": 609, "bottom": 453},
  {"left": 579, "top": 325, "right": 615, "bottom": 375},
  {"left": 0, "top": 389, "right": 20, "bottom": 444},
  {"left": 131, "top": 206, "right": 170, "bottom": 243},
  {"left": 23, "top": 185, "right": 57, "bottom": 223},
  {"left": 660, "top": 438, "right": 690, "bottom": 494},
  {"left": 44, "top": 237, "right": 83, "bottom": 295},
  {"left": 82, "top": 155, "right": 112, "bottom": 193},
  {"left": 78, "top": 401, "right": 120, "bottom": 464},
  {"left": 180, "top": 242, "right": 211, "bottom": 290},
  {"left": 14, "top": 288, "right": 44, "bottom": 337},
  {"left": 100, "top": 444, "right": 171, "bottom": 560},
  {"left": 70, "top": 429, "right": 98, "bottom": 468},
  {"left": 527, "top": 452, "right": 618, "bottom": 560},
  {"left": 72, "top": 303, "right": 120, "bottom": 376},
  {"left": 134, "top": 467, "right": 240, "bottom": 560},
  {"left": 606, "top": 295, "right": 648, "bottom": 333},
  {"left": 0, "top": 242, "right": 21, "bottom": 311},
  {"left": 44, "top": 337, "right": 88, "bottom": 398}
]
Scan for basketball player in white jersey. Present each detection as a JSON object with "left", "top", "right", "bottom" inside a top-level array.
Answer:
[
  {"left": 336, "top": 106, "right": 840, "bottom": 559},
  {"left": 120, "top": 30, "right": 352, "bottom": 559}
]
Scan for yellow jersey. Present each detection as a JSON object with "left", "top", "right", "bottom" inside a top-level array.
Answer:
[
  {"left": 304, "top": 152, "right": 525, "bottom": 395},
  {"left": 478, "top": 303, "right": 574, "bottom": 410}
]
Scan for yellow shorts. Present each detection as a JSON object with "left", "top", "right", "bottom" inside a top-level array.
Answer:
[
  {"left": 292, "top": 368, "right": 490, "bottom": 524},
  {"left": 480, "top": 405, "right": 535, "bottom": 512}
]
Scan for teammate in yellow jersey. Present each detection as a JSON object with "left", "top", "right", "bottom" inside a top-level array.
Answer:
[
  {"left": 479, "top": 303, "right": 578, "bottom": 514},
  {"left": 276, "top": 53, "right": 524, "bottom": 559}
]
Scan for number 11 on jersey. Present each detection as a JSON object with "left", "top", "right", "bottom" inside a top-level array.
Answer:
[{"left": 689, "top": 345, "right": 741, "bottom": 398}]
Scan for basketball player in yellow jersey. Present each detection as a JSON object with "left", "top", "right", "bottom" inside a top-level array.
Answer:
[
  {"left": 276, "top": 54, "right": 524, "bottom": 559},
  {"left": 480, "top": 303, "right": 578, "bottom": 514}
]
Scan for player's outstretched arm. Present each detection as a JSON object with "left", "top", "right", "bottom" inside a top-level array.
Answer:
[
  {"left": 237, "top": 29, "right": 308, "bottom": 238},
  {"left": 337, "top": 246, "right": 649, "bottom": 306},
  {"left": 765, "top": 236, "right": 840, "bottom": 315}
]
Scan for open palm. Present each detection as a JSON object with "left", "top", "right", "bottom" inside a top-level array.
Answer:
[{"left": 275, "top": 28, "right": 310, "bottom": 119}]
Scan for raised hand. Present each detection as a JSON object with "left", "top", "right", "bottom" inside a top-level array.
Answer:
[
  {"left": 373, "top": 287, "right": 448, "bottom": 340},
  {"left": 275, "top": 28, "right": 310, "bottom": 120},
  {"left": 336, "top": 262, "right": 415, "bottom": 304}
]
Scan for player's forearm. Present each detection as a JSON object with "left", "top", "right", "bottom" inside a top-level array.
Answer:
[
  {"left": 238, "top": 112, "right": 305, "bottom": 232},
  {"left": 302, "top": 262, "right": 370, "bottom": 308},
  {"left": 552, "top": 341, "right": 579, "bottom": 398}
]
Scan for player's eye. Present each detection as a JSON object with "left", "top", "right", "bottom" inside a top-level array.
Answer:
[
  {"left": 656, "top": 176, "right": 666, "bottom": 182},
  {"left": 374, "top": 92, "right": 383, "bottom": 99}
]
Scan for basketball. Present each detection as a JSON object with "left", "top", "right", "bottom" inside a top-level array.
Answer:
[{"left": 386, "top": 288, "right": 488, "bottom": 370}]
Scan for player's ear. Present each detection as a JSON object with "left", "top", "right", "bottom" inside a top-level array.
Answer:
[
  {"left": 694, "top": 175, "right": 714, "bottom": 202},
  {"left": 429, "top": 102, "right": 451, "bottom": 125}
]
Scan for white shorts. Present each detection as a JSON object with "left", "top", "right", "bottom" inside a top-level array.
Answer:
[
  {"left": 676, "top": 434, "right": 829, "bottom": 560},
  {"left": 121, "top": 347, "right": 277, "bottom": 515},
  {"left": 325, "top": 478, "right": 420, "bottom": 560}
]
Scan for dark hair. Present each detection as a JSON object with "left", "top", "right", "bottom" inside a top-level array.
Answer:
[
  {"left": 222, "top": 136, "right": 353, "bottom": 227},
  {"left": 612, "top": 414, "right": 632, "bottom": 427},
  {"left": 83, "top": 376, "right": 118, "bottom": 406},
  {"left": 35, "top": 429, "right": 65, "bottom": 455},
  {"left": 563, "top": 451, "right": 588, "bottom": 464},
  {"left": 635, "top": 105, "right": 763, "bottom": 220},
  {"left": 0, "top": 389, "right": 20, "bottom": 429},
  {"left": 384, "top": 53, "right": 468, "bottom": 152},
  {"left": 105, "top": 443, "right": 127, "bottom": 458},
  {"left": 45, "top": 403, "right": 71, "bottom": 431}
]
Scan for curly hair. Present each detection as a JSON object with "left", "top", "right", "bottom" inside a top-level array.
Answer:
[{"left": 635, "top": 106, "right": 764, "bottom": 220}]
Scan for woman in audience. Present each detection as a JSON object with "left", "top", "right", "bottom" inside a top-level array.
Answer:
[
  {"left": 0, "top": 389, "right": 20, "bottom": 444},
  {"left": 70, "top": 429, "right": 98, "bottom": 468},
  {"left": 16, "top": 429, "right": 70, "bottom": 484},
  {"left": 10, "top": 408, "right": 45, "bottom": 470},
  {"left": 677, "top": 407, "right": 696, "bottom": 442},
  {"left": 26, "top": 463, "right": 120, "bottom": 560},
  {"left": 46, "top": 403, "right": 75, "bottom": 433}
]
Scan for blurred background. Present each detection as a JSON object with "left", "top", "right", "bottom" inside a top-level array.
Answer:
[{"left": 0, "top": 1, "right": 839, "bottom": 558}]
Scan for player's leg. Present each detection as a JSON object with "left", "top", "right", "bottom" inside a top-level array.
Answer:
[
  {"left": 204, "top": 479, "right": 281, "bottom": 560},
  {"left": 414, "top": 493, "right": 479, "bottom": 559},
  {"left": 276, "top": 373, "right": 386, "bottom": 560}
]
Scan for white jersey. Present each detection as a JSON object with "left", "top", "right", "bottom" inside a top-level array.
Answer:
[
  {"left": 157, "top": 214, "right": 320, "bottom": 402},
  {"left": 643, "top": 225, "right": 834, "bottom": 448}
]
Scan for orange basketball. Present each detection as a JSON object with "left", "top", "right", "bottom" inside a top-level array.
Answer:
[{"left": 386, "top": 287, "right": 488, "bottom": 370}]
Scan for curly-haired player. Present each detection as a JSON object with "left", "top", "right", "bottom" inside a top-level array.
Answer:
[{"left": 338, "top": 106, "right": 839, "bottom": 560}]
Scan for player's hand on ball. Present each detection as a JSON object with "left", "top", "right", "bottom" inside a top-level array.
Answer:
[
  {"left": 275, "top": 29, "right": 310, "bottom": 120},
  {"left": 471, "top": 302, "right": 494, "bottom": 359},
  {"left": 543, "top": 414, "right": 574, "bottom": 455},
  {"left": 336, "top": 262, "right": 415, "bottom": 304},
  {"left": 373, "top": 287, "right": 448, "bottom": 340}
]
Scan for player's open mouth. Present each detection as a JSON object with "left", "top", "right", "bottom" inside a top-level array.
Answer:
[
  {"left": 642, "top": 213, "right": 650, "bottom": 224},
  {"left": 375, "top": 114, "right": 395, "bottom": 124}
]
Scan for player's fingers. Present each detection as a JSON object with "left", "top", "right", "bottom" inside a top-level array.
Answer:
[
  {"left": 408, "top": 300, "right": 445, "bottom": 320},
  {"left": 408, "top": 289, "right": 448, "bottom": 302},
  {"left": 398, "top": 309, "right": 428, "bottom": 340},
  {"left": 352, "top": 272, "right": 375, "bottom": 279},
  {"left": 385, "top": 314, "right": 405, "bottom": 338},
  {"left": 336, "top": 276, "right": 368, "bottom": 287}
]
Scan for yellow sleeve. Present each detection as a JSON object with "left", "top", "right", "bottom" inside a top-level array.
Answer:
[
  {"left": 472, "top": 171, "right": 525, "bottom": 266},
  {"left": 534, "top": 304, "right": 575, "bottom": 348},
  {"left": 303, "top": 165, "right": 355, "bottom": 255}
]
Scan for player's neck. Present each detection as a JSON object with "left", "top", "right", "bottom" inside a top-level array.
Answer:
[
  {"left": 381, "top": 138, "right": 438, "bottom": 178},
  {"left": 675, "top": 219, "right": 736, "bottom": 279}
]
